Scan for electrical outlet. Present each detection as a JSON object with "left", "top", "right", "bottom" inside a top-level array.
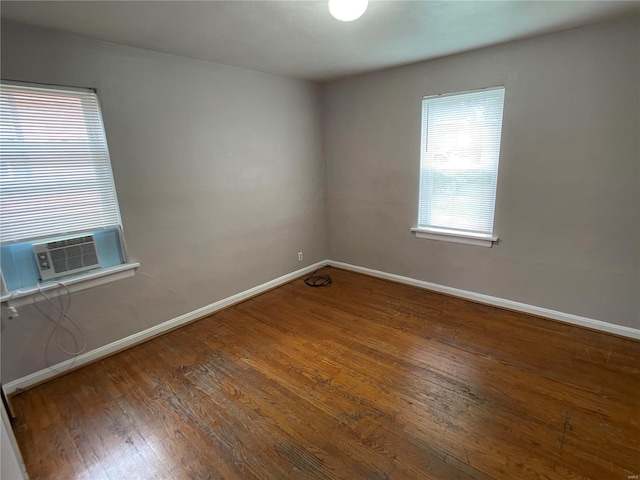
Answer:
[
  {"left": 298, "top": 252, "right": 303, "bottom": 261},
  {"left": 5, "top": 306, "right": 19, "bottom": 320}
]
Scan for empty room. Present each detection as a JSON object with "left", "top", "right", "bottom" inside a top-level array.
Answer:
[{"left": 0, "top": 1, "right": 638, "bottom": 479}]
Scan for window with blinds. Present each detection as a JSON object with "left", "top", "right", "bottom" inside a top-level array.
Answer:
[
  {"left": 418, "top": 87, "right": 505, "bottom": 240},
  {"left": 0, "top": 82, "right": 122, "bottom": 244}
]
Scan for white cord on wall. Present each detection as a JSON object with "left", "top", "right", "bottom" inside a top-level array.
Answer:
[{"left": 35, "top": 282, "right": 87, "bottom": 357}]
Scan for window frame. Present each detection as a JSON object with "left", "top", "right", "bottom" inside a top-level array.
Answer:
[
  {"left": 412, "top": 86, "right": 505, "bottom": 247},
  {"left": 0, "top": 80, "right": 137, "bottom": 300}
]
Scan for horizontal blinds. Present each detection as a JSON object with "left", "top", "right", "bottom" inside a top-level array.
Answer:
[
  {"left": 0, "top": 83, "right": 121, "bottom": 243},
  {"left": 418, "top": 88, "right": 505, "bottom": 236}
]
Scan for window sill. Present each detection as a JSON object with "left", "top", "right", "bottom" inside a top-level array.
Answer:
[
  {"left": 411, "top": 227, "right": 497, "bottom": 247},
  {"left": 1, "top": 262, "right": 140, "bottom": 307}
]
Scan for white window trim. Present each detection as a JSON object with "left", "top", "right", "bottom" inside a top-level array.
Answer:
[
  {"left": 411, "top": 227, "right": 497, "bottom": 247},
  {"left": 1, "top": 80, "right": 135, "bottom": 297},
  {"left": 417, "top": 86, "right": 505, "bottom": 245},
  {"left": 1, "top": 262, "right": 139, "bottom": 307}
]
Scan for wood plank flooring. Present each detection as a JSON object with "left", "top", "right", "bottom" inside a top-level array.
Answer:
[{"left": 10, "top": 267, "right": 640, "bottom": 479}]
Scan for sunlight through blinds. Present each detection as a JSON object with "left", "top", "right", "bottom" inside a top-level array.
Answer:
[{"left": 418, "top": 87, "right": 505, "bottom": 237}]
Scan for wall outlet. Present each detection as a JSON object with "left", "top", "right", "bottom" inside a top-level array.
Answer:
[
  {"left": 4, "top": 305, "right": 19, "bottom": 320},
  {"left": 298, "top": 252, "right": 303, "bottom": 261}
]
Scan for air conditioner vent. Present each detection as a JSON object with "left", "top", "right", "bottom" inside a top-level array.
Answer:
[{"left": 33, "top": 234, "right": 100, "bottom": 281}]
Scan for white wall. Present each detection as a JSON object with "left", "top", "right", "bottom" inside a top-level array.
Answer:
[
  {"left": 322, "top": 17, "right": 640, "bottom": 329},
  {"left": 1, "top": 400, "right": 26, "bottom": 480},
  {"left": 0, "top": 22, "right": 328, "bottom": 382}
]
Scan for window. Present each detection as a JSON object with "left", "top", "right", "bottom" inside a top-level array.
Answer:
[
  {"left": 0, "top": 81, "right": 135, "bottom": 297},
  {"left": 413, "top": 87, "right": 505, "bottom": 247}
]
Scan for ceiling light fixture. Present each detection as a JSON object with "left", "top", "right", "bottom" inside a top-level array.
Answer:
[{"left": 328, "top": 0, "right": 368, "bottom": 22}]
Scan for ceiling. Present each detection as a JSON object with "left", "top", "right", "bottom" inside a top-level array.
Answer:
[{"left": 1, "top": 1, "right": 638, "bottom": 81}]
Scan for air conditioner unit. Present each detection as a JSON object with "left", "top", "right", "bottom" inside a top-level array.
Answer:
[{"left": 33, "top": 234, "right": 100, "bottom": 281}]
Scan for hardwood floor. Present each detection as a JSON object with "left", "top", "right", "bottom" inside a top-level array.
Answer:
[{"left": 10, "top": 267, "right": 640, "bottom": 479}]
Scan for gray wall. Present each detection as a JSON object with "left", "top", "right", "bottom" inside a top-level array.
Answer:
[
  {"left": 1, "top": 22, "right": 327, "bottom": 382},
  {"left": 322, "top": 17, "right": 640, "bottom": 329},
  {"left": 2, "top": 17, "right": 639, "bottom": 383}
]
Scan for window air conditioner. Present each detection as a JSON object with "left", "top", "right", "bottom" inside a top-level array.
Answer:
[{"left": 33, "top": 234, "right": 100, "bottom": 281}]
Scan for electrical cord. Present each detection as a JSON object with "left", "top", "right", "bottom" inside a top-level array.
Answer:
[
  {"left": 304, "top": 265, "right": 332, "bottom": 288},
  {"left": 36, "top": 281, "right": 87, "bottom": 356}
]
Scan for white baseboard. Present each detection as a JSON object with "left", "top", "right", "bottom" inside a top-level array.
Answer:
[
  {"left": 2, "top": 261, "right": 328, "bottom": 396},
  {"left": 328, "top": 260, "right": 640, "bottom": 340},
  {"left": 5, "top": 258, "right": 637, "bottom": 396}
]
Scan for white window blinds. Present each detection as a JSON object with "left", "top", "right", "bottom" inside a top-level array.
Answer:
[
  {"left": 418, "top": 87, "right": 505, "bottom": 237},
  {"left": 0, "top": 82, "right": 121, "bottom": 244}
]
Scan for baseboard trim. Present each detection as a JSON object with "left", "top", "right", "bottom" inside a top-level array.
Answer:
[
  {"left": 5, "top": 258, "right": 637, "bottom": 396},
  {"left": 328, "top": 260, "right": 640, "bottom": 340},
  {"left": 2, "top": 261, "right": 328, "bottom": 396}
]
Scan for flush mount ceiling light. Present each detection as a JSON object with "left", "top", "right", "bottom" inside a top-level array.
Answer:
[{"left": 328, "top": 0, "right": 369, "bottom": 22}]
